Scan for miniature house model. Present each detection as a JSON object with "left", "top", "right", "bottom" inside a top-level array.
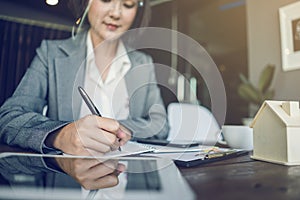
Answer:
[{"left": 250, "top": 101, "right": 300, "bottom": 165}]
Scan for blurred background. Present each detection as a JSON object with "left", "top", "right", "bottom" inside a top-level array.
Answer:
[{"left": 1, "top": 0, "right": 300, "bottom": 125}]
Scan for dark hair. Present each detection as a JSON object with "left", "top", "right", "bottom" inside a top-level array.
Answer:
[
  {"left": 131, "top": 0, "right": 151, "bottom": 29},
  {"left": 67, "top": 0, "right": 151, "bottom": 29},
  {"left": 67, "top": 0, "right": 89, "bottom": 20}
]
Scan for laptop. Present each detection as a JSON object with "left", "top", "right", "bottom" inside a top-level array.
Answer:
[{"left": 0, "top": 153, "right": 195, "bottom": 200}]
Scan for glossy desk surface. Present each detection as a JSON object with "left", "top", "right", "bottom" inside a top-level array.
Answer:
[
  {"left": 179, "top": 153, "right": 300, "bottom": 200},
  {"left": 1, "top": 144, "right": 300, "bottom": 200}
]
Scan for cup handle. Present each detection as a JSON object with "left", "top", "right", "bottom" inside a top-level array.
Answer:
[
  {"left": 217, "top": 140, "right": 227, "bottom": 145},
  {"left": 217, "top": 131, "right": 226, "bottom": 145}
]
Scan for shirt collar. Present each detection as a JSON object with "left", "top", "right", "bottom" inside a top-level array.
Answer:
[
  {"left": 86, "top": 31, "right": 94, "bottom": 64},
  {"left": 110, "top": 40, "right": 131, "bottom": 76},
  {"left": 86, "top": 31, "right": 131, "bottom": 85}
]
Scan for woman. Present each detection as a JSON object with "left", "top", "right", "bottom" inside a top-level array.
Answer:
[
  {"left": 0, "top": 0, "right": 169, "bottom": 154},
  {"left": 0, "top": 0, "right": 169, "bottom": 188}
]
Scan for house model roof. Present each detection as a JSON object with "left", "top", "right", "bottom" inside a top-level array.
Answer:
[{"left": 251, "top": 101, "right": 300, "bottom": 127}]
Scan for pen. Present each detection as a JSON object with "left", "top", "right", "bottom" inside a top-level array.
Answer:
[
  {"left": 204, "top": 150, "right": 238, "bottom": 159},
  {"left": 78, "top": 86, "right": 121, "bottom": 151},
  {"left": 78, "top": 86, "right": 102, "bottom": 116}
]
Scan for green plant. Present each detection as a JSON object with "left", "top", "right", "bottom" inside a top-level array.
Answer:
[{"left": 238, "top": 64, "right": 275, "bottom": 106}]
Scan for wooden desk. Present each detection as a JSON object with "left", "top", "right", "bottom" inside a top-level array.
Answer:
[
  {"left": 1, "top": 143, "right": 300, "bottom": 200},
  {"left": 179, "top": 153, "right": 300, "bottom": 200}
]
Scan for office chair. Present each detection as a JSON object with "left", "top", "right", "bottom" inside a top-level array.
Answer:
[{"left": 167, "top": 103, "right": 222, "bottom": 145}]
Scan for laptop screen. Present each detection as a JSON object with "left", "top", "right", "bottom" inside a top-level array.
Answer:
[{"left": 0, "top": 153, "right": 195, "bottom": 200}]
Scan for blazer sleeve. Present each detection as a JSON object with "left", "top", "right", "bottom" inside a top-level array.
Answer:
[
  {"left": 0, "top": 41, "right": 67, "bottom": 153},
  {"left": 119, "top": 54, "right": 169, "bottom": 140}
]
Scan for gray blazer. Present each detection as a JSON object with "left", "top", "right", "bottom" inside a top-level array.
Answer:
[{"left": 0, "top": 31, "right": 169, "bottom": 153}]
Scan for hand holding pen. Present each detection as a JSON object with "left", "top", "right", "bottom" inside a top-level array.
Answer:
[
  {"left": 78, "top": 86, "right": 130, "bottom": 152},
  {"left": 48, "top": 88, "right": 130, "bottom": 156}
]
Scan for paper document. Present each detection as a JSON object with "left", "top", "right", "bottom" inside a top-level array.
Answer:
[
  {"left": 143, "top": 151, "right": 207, "bottom": 160},
  {"left": 104, "top": 141, "right": 155, "bottom": 158},
  {"left": 142, "top": 146, "right": 244, "bottom": 160},
  {"left": 141, "top": 144, "right": 213, "bottom": 154},
  {"left": 61, "top": 141, "right": 155, "bottom": 159}
]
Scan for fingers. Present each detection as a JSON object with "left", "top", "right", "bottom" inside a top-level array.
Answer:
[
  {"left": 89, "top": 128, "right": 119, "bottom": 148},
  {"left": 94, "top": 117, "right": 132, "bottom": 145},
  {"left": 116, "top": 125, "right": 132, "bottom": 146},
  {"left": 96, "top": 117, "right": 121, "bottom": 134},
  {"left": 119, "top": 124, "right": 131, "bottom": 136},
  {"left": 84, "top": 136, "right": 115, "bottom": 153},
  {"left": 79, "top": 160, "right": 122, "bottom": 190},
  {"left": 56, "top": 115, "right": 130, "bottom": 156},
  {"left": 71, "top": 115, "right": 121, "bottom": 154},
  {"left": 84, "top": 116, "right": 130, "bottom": 151},
  {"left": 87, "top": 162, "right": 126, "bottom": 189},
  {"left": 58, "top": 156, "right": 126, "bottom": 190},
  {"left": 115, "top": 163, "right": 126, "bottom": 176},
  {"left": 83, "top": 174, "right": 119, "bottom": 190}
]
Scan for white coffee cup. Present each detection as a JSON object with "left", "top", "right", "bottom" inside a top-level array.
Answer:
[{"left": 221, "top": 125, "right": 253, "bottom": 150}]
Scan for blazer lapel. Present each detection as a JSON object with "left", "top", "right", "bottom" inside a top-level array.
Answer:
[
  {"left": 125, "top": 51, "right": 147, "bottom": 117},
  {"left": 55, "top": 32, "right": 87, "bottom": 121}
]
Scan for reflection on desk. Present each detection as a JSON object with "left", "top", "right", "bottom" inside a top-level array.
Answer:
[
  {"left": 0, "top": 144, "right": 194, "bottom": 200},
  {"left": 0, "top": 154, "right": 159, "bottom": 199},
  {"left": 0, "top": 152, "right": 123, "bottom": 199},
  {"left": 3, "top": 143, "right": 300, "bottom": 199}
]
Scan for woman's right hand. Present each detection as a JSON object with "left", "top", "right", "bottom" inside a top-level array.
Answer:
[{"left": 52, "top": 115, "right": 126, "bottom": 156}]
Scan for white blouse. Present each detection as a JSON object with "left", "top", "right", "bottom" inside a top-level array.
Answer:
[{"left": 79, "top": 32, "right": 131, "bottom": 120}]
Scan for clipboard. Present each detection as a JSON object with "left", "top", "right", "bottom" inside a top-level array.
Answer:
[
  {"left": 174, "top": 150, "right": 249, "bottom": 168},
  {"left": 136, "top": 138, "right": 201, "bottom": 148}
]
